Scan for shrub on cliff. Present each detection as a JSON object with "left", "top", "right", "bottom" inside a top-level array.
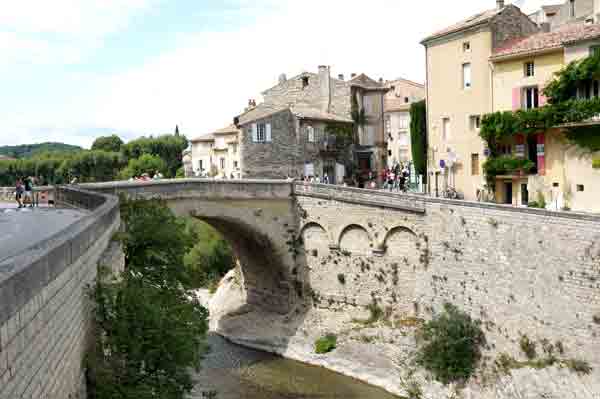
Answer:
[
  {"left": 315, "top": 334, "right": 337, "bottom": 354},
  {"left": 415, "top": 303, "right": 485, "bottom": 384}
]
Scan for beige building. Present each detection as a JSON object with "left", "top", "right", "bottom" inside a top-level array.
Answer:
[
  {"left": 490, "top": 22, "right": 600, "bottom": 212},
  {"left": 188, "top": 124, "right": 241, "bottom": 178},
  {"left": 422, "top": 1, "right": 538, "bottom": 199},
  {"left": 383, "top": 78, "right": 425, "bottom": 168}
]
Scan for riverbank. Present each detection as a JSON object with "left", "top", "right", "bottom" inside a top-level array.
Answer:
[{"left": 201, "top": 271, "right": 600, "bottom": 399}]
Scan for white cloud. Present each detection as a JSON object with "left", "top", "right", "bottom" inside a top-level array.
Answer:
[
  {"left": 89, "top": 0, "right": 549, "bottom": 137},
  {"left": 0, "top": 0, "right": 157, "bottom": 66},
  {"left": 0, "top": 0, "right": 565, "bottom": 146}
]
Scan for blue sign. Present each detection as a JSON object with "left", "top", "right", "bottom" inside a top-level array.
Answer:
[{"left": 439, "top": 160, "right": 446, "bottom": 169}]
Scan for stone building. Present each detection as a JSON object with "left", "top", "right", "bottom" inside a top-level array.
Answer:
[
  {"left": 383, "top": 78, "right": 425, "bottom": 167},
  {"left": 490, "top": 22, "right": 600, "bottom": 212},
  {"left": 188, "top": 125, "right": 241, "bottom": 178},
  {"left": 235, "top": 66, "right": 389, "bottom": 184},
  {"left": 529, "top": 0, "right": 600, "bottom": 30},
  {"left": 421, "top": 1, "right": 539, "bottom": 199}
]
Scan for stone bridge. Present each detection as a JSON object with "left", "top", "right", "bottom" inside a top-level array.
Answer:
[{"left": 3, "top": 179, "right": 600, "bottom": 398}]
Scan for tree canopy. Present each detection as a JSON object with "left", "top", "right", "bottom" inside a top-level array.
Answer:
[
  {"left": 121, "top": 134, "right": 188, "bottom": 178},
  {"left": 91, "top": 135, "right": 124, "bottom": 153},
  {"left": 410, "top": 100, "right": 427, "bottom": 182}
]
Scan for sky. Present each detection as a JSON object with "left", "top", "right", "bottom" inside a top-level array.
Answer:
[{"left": 0, "top": 0, "right": 556, "bottom": 148}]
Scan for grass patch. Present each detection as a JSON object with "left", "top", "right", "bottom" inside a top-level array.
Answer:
[
  {"left": 315, "top": 334, "right": 337, "bottom": 354},
  {"left": 496, "top": 353, "right": 592, "bottom": 376}
]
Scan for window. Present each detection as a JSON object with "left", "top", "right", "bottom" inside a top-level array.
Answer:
[
  {"left": 462, "top": 63, "right": 472, "bottom": 89},
  {"left": 524, "top": 86, "right": 539, "bottom": 109},
  {"left": 471, "top": 153, "right": 480, "bottom": 176},
  {"left": 569, "top": 0, "right": 575, "bottom": 18},
  {"left": 577, "top": 184, "right": 585, "bottom": 192},
  {"left": 233, "top": 161, "right": 239, "bottom": 169},
  {"left": 198, "top": 160, "right": 203, "bottom": 171},
  {"left": 388, "top": 150, "right": 392, "bottom": 156},
  {"left": 442, "top": 117, "right": 451, "bottom": 141},
  {"left": 399, "top": 115, "right": 409, "bottom": 130},
  {"left": 398, "top": 131, "right": 409, "bottom": 146},
  {"left": 253, "top": 122, "right": 271, "bottom": 142},
  {"left": 220, "top": 158, "right": 225, "bottom": 169},
  {"left": 524, "top": 61, "right": 535, "bottom": 77},
  {"left": 399, "top": 148, "right": 409, "bottom": 161},
  {"left": 404, "top": 97, "right": 410, "bottom": 103},
  {"left": 363, "top": 95, "right": 373, "bottom": 114},
  {"left": 302, "top": 76, "right": 309, "bottom": 88},
  {"left": 307, "top": 126, "right": 315, "bottom": 143},
  {"left": 463, "top": 41, "right": 471, "bottom": 52},
  {"left": 469, "top": 115, "right": 481, "bottom": 130},
  {"left": 232, "top": 144, "right": 237, "bottom": 154}
]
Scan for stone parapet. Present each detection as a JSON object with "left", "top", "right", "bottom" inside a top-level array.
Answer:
[{"left": 0, "top": 186, "right": 120, "bottom": 399}]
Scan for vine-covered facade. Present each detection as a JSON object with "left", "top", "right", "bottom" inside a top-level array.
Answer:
[{"left": 483, "top": 25, "right": 600, "bottom": 212}]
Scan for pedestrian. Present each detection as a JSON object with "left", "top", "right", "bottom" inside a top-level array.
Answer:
[
  {"left": 323, "top": 173, "right": 329, "bottom": 184},
  {"left": 24, "top": 176, "right": 34, "bottom": 208},
  {"left": 15, "top": 178, "right": 24, "bottom": 208}
]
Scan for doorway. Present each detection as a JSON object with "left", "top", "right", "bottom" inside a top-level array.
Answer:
[
  {"left": 521, "top": 183, "right": 529, "bottom": 205},
  {"left": 504, "top": 182, "right": 513, "bottom": 205}
]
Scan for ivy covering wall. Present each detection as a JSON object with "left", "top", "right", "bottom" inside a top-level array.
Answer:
[
  {"left": 480, "top": 51, "right": 600, "bottom": 188},
  {"left": 410, "top": 100, "right": 427, "bottom": 182}
]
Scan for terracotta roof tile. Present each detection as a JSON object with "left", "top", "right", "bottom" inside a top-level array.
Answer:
[
  {"left": 190, "top": 133, "right": 215, "bottom": 143},
  {"left": 492, "top": 22, "right": 600, "bottom": 59}
]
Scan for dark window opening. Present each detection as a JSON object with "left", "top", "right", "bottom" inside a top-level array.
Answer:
[
  {"left": 521, "top": 184, "right": 529, "bottom": 205},
  {"left": 577, "top": 184, "right": 585, "bottom": 192},
  {"left": 388, "top": 150, "right": 392, "bottom": 156},
  {"left": 527, "top": 135, "right": 539, "bottom": 174},
  {"left": 302, "top": 77, "right": 309, "bottom": 88},
  {"left": 553, "top": 182, "right": 560, "bottom": 188},
  {"left": 504, "top": 182, "right": 513, "bottom": 205},
  {"left": 524, "top": 87, "right": 539, "bottom": 109},
  {"left": 404, "top": 97, "right": 409, "bottom": 103}
]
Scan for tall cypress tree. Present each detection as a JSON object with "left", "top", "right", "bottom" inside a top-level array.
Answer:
[{"left": 410, "top": 100, "right": 427, "bottom": 183}]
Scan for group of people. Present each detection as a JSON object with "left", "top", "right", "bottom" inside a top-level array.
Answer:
[
  {"left": 128, "top": 171, "right": 164, "bottom": 182},
  {"left": 381, "top": 162, "right": 411, "bottom": 192},
  {"left": 14, "top": 176, "right": 36, "bottom": 208},
  {"left": 302, "top": 173, "right": 331, "bottom": 184}
]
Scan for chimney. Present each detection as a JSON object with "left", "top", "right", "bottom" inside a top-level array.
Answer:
[
  {"left": 496, "top": 0, "right": 504, "bottom": 10},
  {"left": 338, "top": 74, "right": 344, "bottom": 81},
  {"left": 318, "top": 65, "right": 331, "bottom": 113},
  {"left": 378, "top": 78, "right": 384, "bottom": 84},
  {"left": 351, "top": 73, "right": 357, "bottom": 78},
  {"left": 278, "top": 73, "right": 287, "bottom": 84}
]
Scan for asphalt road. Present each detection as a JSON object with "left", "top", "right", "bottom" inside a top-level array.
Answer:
[{"left": 0, "top": 205, "right": 87, "bottom": 262}]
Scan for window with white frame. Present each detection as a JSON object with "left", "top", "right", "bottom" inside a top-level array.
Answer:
[
  {"left": 307, "top": 126, "right": 315, "bottom": 143},
  {"left": 462, "top": 63, "right": 472, "bottom": 89},
  {"left": 469, "top": 115, "right": 481, "bottom": 130},
  {"left": 463, "top": 41, "right": 471, "bottom": 52},
  {"left": 399, "top": 114, "right": 409, "bottom": 130},
  {"left": 523, "top": 86, "right": 539, "bottom": 109},
  {"left": 233, "top": 161, "right": 238, "bottom": 169},
  {"left": 252, "top": 122, "right": 271, "bottom": 143},
  {"left": 398, "top": 131, "right": 409, "bottom": 146},
  {"left": 363, "top": 95, "right": 373, "bottom": 114},
  {"left": 524, "top": 61, "right": 535, "bottom": 77},
  {"left": 198, "top": 160, "right": 203, "bottom": 171},
  {"left": 220, "top": 158, "right": 225, "bottom": 169},
  {"left": 442, "top": 117, "right": 451, "bottom": 141}
]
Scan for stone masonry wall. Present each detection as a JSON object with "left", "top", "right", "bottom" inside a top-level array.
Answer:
[
  {"left": 0, "top": 188, "right": 121, "bottom": 399},
  {"left": 288, "top": 184, "right": 600, "bottom": 396},
  {"left": 491, "top": 5, "right": 540, "bottom": 50}
]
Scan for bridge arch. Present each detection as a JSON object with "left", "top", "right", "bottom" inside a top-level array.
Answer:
[
  {"left": 299, "top": 222, "right": 330, "bottom": 256},
  {"left": 383, "top": 226, "right": 420, "bottom": 263},
  {"left": 338, "top": 224, "right": 372, "bottom": 255}
]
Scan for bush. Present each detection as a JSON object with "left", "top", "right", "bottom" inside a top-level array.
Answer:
[
  {"left": 564, "top": 359, "right": 593, "bottom": 375},
  {"left": 118, "top": 153, "right": 167, "bottom": 180},
  {"left": 315, "top": 334, "right": 337, "bottom": 354},
  {"left": 594, "top": 158, "right": 600, "bottom": 169},
  {"left": 519, "top": 335, "right": 537, "bottom": 360},
  {"left": 415, "top": 303, "right": 485, "bottom": 384}
]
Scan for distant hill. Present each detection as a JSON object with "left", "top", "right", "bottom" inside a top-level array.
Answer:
[{"left": 0, "top": 142, "right": 83, "bottom": 159}]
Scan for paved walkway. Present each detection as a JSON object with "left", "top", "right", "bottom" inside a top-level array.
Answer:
[{"left": 0, "top": 205, "right": 87, "bottom": 262}]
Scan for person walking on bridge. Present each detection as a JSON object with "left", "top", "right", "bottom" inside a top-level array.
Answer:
[
  {"left": 23, "top": 176, "right": 34, "bottom": 208},
  {"left": 15, "top": 178, "right": 24, "bottom": 208}
]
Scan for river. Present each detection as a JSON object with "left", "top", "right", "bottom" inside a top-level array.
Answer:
[{"left": 190, "top": 333, "right": 401, "bottom": 399}]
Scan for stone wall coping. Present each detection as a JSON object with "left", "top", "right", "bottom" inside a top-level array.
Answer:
[
  {"left": 293, "top": 182, "right": 600, "bottom": 223},
  {"left": 0, "top": 186, "right": 120, "bottom": 325},
  {"left": 80, "top": 178, "right": 293, "bottom": 190}
]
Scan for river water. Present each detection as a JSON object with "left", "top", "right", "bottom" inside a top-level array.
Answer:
[{"left": 190, "top": 333, "right": 400, "bottom": 399}]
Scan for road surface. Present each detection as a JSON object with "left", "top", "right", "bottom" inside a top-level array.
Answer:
[{"left": 0, "top": 204, "right": 87, "bottom": 262}]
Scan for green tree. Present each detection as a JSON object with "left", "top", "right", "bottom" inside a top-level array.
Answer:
[
  {"left": 118, "top": 154, "right": 167, "bottom": 180},
  {"left": 87, "top": 198, "right": 209, "bottom": 399},
  {"left": 121, "top": 134, "right": 188, "bottom": 177},
  {"left": 58, "top": 150, "right": 124, "bottom": 183},
  {"left": 410, "top": 100, "right": 427, "bottom": 183},
  {"left": 183, "top": 219, "right": 234, "bottom": 289},
  {"left": 91, "top": 135, "right": 124, "bottom": 153}
]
